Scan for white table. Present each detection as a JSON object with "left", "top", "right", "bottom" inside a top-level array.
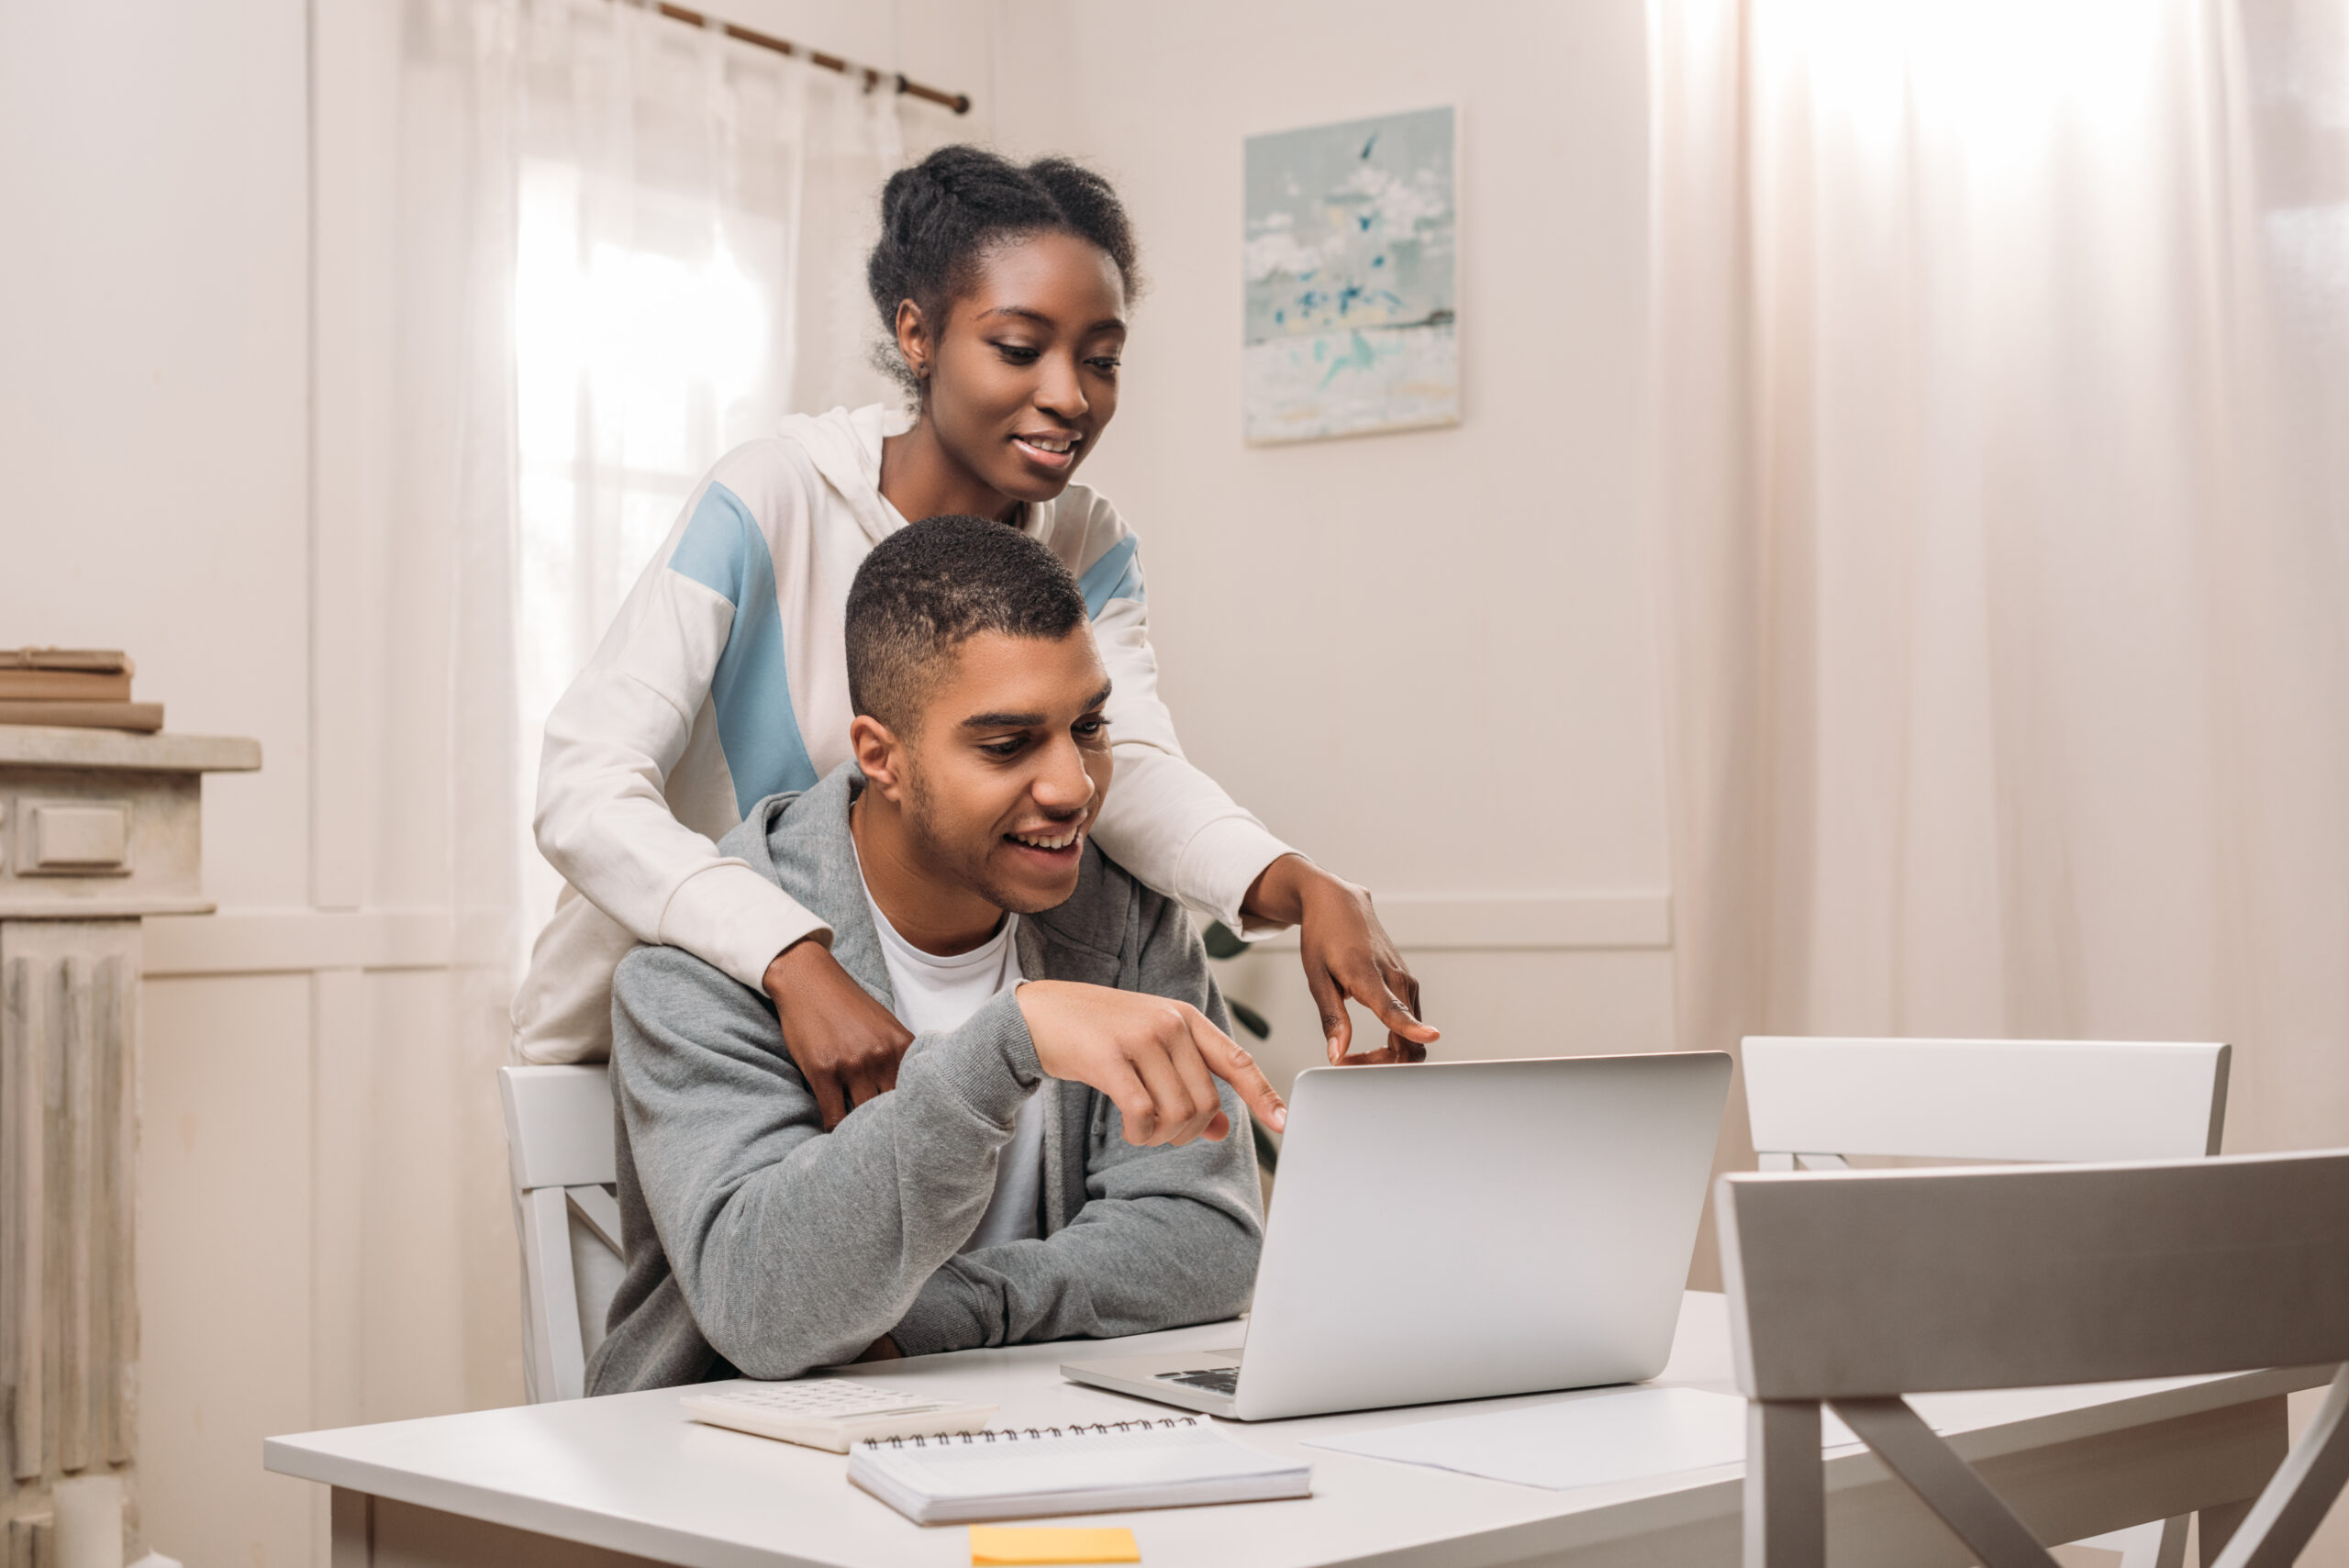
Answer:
[{"left": 265, "top": 1294, "right": 2319, "bottom": 1568}]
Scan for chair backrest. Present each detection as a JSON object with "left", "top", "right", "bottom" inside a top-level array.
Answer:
[
  {"left": 1742, "top": 1037, "right": 2229, "bottom": 1167},
  {"left": 497, "top": 1065, "right": 625, "bottom": 1404},
  {"left": 1719, "top": 1154, "right": 2349, "bottom": 1568}
]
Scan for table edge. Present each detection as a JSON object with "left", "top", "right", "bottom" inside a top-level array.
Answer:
[{"left": 262, "top": 1364, "right": 2331, "bottom": 1567}]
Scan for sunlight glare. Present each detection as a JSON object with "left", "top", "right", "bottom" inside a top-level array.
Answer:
[{"left": 1757, "top": 0, "right": 2171, "bottom": 167}]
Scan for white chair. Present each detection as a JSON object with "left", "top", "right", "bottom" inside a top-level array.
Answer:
[
  {"left": 1719, "top": 1152, "right": 2349, "bottom": 1568},
  {"left": 497, "top": 1064, "right": 627, "bottom": 1404},
  {"left": 1742, "top": 1036, "right": 2231, "bottom": 1568},
  {"left": 1743, "top": 1036, "right": 2231, "bottom": 1172}
]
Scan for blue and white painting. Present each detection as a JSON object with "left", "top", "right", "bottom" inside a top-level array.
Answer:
[{"left": 1243, "top": 106, "right": 1457, "bottom": 443}]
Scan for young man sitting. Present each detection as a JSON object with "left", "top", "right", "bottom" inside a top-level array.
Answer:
[{"left": 587, "top": 515, "right": 1285, "bottom": 1394}]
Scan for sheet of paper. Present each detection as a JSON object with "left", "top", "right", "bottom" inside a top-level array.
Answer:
[
  {"left": 1303, "top": 1386, "right": 1862, "bottom": 1493},
  {"left": 969, "top": 1525, "right": 1141, "bottom": 1565}
]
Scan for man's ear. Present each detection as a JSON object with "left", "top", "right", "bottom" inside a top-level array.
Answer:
[
  {"left": 893, "top": 299, "right": 931, "bottom": 385},
  {"left": 851, "top": 713, "right": 910, "bottom": 802}
]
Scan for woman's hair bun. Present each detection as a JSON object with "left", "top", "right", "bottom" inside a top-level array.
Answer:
[{"left": 866, "top": 146, "right": 1140, "bottom": 392}]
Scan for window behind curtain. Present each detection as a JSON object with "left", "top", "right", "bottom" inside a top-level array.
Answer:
[
  {"left": 502, "top": 7, "right": 918, "bottom": 939},
  {"left": 512, "top": 153, "right": 786, "bottom": 892}
]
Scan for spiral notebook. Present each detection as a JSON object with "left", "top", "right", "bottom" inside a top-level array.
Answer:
[
  {"left": 682, "top": 1377, "right": 998, "bottom": 1453},
  {"left": 847, "top": 1418, "right": 1312, "bottom": 1525}
]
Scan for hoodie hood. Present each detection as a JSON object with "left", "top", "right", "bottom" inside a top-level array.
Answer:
[
  {"left": 774, "top": 403, "right": 914, "bottom": 547},
  {"left": 776, "top": 402, "right": 1079, "bottom": 552}
]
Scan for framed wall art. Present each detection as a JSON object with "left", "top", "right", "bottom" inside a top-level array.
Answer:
[{"left": 1243, "top": 105, "right": 1458, "bottom": 443}]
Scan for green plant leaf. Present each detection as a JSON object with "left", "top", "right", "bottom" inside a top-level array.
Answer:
[
  {"left": 1202, "top": 919, "right": 1247, "bottom": 960},
  {"left": 1229, "top": 999, "right": 1271, "bottom": 1040}
]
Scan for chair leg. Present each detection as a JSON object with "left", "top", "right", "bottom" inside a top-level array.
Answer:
[
  {"left": 2199, "top": 1497, "right": 2254, "bottom": 1566},
  {"left": 1746, "top": 1400, "right": 1824, "bottom": 1568},
  {"left": 2079, "top": 1517, "right": 2187, "bottom": 1568},
  {"left": 2201, "top": 1365, "right": 2349, "bottom": 1568}
]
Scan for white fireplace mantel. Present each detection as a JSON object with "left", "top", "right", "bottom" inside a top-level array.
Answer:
[{"left": 2, "top": 724, "right": 261, "bottom": 1564}]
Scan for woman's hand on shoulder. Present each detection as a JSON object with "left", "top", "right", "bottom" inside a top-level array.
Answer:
[
  {"left": 763, "top": 939, "right": 916, "bottom": 1129},
  {"left": 1244, "top": 856, "right": 1440, "bottom": 1066}
]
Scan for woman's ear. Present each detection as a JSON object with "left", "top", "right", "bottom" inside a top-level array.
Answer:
[
  {"left": 893, "top": 299, "right": 930, "bottom": 384},
  {"left": 851, "top": 714, "right": 909, "bottom": 801}
]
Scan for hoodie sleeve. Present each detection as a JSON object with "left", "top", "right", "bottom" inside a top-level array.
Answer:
[
  {"left": 888, "top": 891, "right": 1264, "bottom": 1355},
  {"left": 531, "top": 452, "right": 832, "bottom": 991},
  {"left": 1063, "top": 498, "right": 1300, "bottom": 938},
  {"left": 608, "top": 943, "right": 1044, "bottom": 1380}
]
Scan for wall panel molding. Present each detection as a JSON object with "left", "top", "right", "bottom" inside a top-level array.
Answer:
[
  {"left": 1246, "top": 892, "right": 1672, "bottom": 952},
  {"left": 142, "top": 911, "right": 452, "bottom": 976},
  {"left": 145, "top": 894, "right": 1674, "bottom": 976}
]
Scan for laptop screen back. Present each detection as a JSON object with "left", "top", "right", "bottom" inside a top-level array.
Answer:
[{"left": 1232, "top": 1052, "right": 1732, "bottom": 1421}]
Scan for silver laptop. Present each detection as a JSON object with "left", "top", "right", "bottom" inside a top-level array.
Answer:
[{"left": 1062, "top": 1051, "right": 1731, "bottom": 1421}]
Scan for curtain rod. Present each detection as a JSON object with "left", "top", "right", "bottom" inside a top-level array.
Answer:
[{"left": 651, "top": 2, "right": 973, "bottom": 115}]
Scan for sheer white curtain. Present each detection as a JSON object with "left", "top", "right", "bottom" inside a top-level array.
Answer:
[
  {"left": 482, "top": 0, "right": 915, "bottom": 944},
  {"left": 316, "top": 0, "right": 926, "bottom": 1415},
  {"left": 1650, "top": 0, "right": 2349, "bottom": 1284}
]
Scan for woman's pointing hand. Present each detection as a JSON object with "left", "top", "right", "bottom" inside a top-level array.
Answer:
[{"left": 1244, "top": 855, "right": 1439, "bottom": 1065}]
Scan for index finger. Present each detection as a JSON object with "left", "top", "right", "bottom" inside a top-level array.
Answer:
[
  {"left": 1185, "top": 1007, "right": 1287, "bottom": 1132},
  {"left": 1339, "top": 962, "right": 1441, "bottom": 1046}
]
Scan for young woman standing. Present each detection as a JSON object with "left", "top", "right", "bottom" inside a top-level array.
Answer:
[{"left": 515, "top": 147, "right": 1437, "bottom": 1125}]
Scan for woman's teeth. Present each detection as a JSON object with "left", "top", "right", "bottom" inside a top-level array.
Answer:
[
  {"left": 1016, "top": 435, "right": 1077, "bottom": 456},
  {"left": 1010, "top": 827, "right": 1082, "bottom": 851}
]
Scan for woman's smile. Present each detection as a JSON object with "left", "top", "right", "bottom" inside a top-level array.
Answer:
[{"left": 1011, "top": 429, "right": 1083, "bottom": 473}]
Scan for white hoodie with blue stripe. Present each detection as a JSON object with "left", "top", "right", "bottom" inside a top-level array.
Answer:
[{"left": 512, "top": 404, "right": 1293, "bottom": 1064}]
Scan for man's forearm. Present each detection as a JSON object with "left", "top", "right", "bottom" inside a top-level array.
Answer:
[
  {"left": 893, "top": 1193, "right": 1260, "bottom": 1356},
  {"left": 887, "top": 1078, "right": 1265, "bottom": 1357},
  {"left": 616, "top": 953, "right": 1041, "bottom": 1377}
]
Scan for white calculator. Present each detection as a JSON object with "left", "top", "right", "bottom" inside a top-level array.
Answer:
[{"left": 681, "top": 1378, "right": 998, "bottom": 1453}]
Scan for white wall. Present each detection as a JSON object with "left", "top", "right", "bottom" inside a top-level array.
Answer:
[
  {"left": 989, "top": 0, "right": 1675, "bottom": 1090},
  {"left": 0, "top": 2, "right": 310, "bottom": 903},
  {"left": 0, "top": 2, "right": 322, "bottom": 1562}
]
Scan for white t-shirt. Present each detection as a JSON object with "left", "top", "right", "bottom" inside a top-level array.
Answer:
[{"left": 863, "top": 886, "right": 1046, "bottom": 1253}]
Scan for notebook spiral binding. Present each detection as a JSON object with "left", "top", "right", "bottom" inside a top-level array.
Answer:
[{"left": 862, "top": 1418, "right": 1201, "bottom": 1451}]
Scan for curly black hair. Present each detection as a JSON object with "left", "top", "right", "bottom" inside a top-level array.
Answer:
[
  {"left": 866, "top": 146, "right": 1141, "bottom": 394},
  {"left": 846, "top": 513, "right": 1090, "bottom": 729}
]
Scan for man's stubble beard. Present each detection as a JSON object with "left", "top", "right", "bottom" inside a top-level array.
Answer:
[{"left": 900, "top": 759, "right": 1046, "bottom": 917}]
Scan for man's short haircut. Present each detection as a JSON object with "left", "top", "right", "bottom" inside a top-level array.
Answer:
[{"left": 846, "top": 514, "right": 1091, "bottom": 730}]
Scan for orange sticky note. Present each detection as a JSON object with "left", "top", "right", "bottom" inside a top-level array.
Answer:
[{"left": 968, "top": 1525, "right": 1141, "bottom": 1564}]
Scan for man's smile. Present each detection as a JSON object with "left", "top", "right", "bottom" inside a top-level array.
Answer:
[{"left": 1006, "top": 820, "right": 1085, "bottom": 861}]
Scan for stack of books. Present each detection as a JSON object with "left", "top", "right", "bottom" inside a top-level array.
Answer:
[{"left": 0, "top": 650, "right": 162, "bottom": 731}]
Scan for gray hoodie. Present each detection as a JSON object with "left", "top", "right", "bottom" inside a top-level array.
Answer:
[{"left": 584, "top": 762, "right": 1264, "bottom": 1395}]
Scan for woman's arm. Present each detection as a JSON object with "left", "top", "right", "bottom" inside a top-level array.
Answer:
[
  {"left": 1243, "top": 853, "right": 1432, "bottom": 1064},
  {"left": 535, "top": 634, "right": 824, "bottom": 985},
  {"left": 1081, "top": 535, "right": 1441, "bottom": 1062},
  {"left": 530, "top": 462, "right": 913, "bottom": 1111}
]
